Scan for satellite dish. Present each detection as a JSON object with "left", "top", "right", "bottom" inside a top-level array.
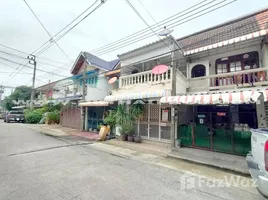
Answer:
[
  {"left": 152, "top": 65, "right": 169, "bottom": 75},
  {"left": 158, "top": 26, "right": 173, "bottom": 36},
  {"left": 108, "top": 77, "right": 117, "bottom": 84}
]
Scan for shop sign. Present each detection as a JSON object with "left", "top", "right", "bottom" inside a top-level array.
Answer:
[{"left": 197, "top": 114, "right": 206, "bottom": 118}]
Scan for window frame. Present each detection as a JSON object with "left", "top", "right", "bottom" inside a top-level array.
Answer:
[{"left": 215, "top": 51, "right": 259, "bottom": 74}]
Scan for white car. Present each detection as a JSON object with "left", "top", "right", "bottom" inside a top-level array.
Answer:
[{"left": 246, "top": 128, "right": 268, "bottom": 198}]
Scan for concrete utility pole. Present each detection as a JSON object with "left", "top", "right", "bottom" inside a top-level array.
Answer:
[
  {"left": 0, "top": 85, "right": 4, "bottom": 106},
  {"left": 80, "top": 62, "right": 87, "bottom": 131},
  {"left": 28, "top": 55, "right": 36, "bottom": 109},
  {"left": 170, "top": 37, "right": 176, "bottom": 149}
]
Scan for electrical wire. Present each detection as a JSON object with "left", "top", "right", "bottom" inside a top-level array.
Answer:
[
  {"left": 0, "top": 56, "right": 68, "bottom": 78},
  {"left": 89, "top": 0, "right": 214, "bottom": 54},
  {"left": 95, "top": 0, "right": 237, "bottom": 56},
  {"left": 92, "top": 0, "right": 237, "bottom": 56},
  {"left": 23, "top": 0, "right": 72, "bottom": 62},
  {"left": 35, "top": 0, "right": 107, "bottom": 57},
  {"left": 2, "top": 0, "right": 101, "bottom": 82},
  {"left": 0, "top": 42, "right": 67, "bottom": 64},
  {"left": 124, "top": 0, "right": 172, "bottom": 50}
]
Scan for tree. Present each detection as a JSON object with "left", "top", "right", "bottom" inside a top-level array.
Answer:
[{"left": 2, "top": 86, "right": 34, "bottom": 110}]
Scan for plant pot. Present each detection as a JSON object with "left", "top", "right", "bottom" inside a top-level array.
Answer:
[
  {"left": 120, "top": 134, "right": 127, "bottom": 141},
  {"left": 127, "top": 135, "right": 134, "bottom": 142},
  {"left": 134, "top": 135, "right": 141, "bottom": 143}
]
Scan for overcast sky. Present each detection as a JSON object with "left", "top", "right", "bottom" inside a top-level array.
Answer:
[{"left": 0, "top": 0, "right": 268, "bottom": 97}]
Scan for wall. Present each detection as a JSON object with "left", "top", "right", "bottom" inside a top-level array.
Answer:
[
  {"left": 85, "top": 74, "right": 109, "bottom": 101},
  {"left": 119, "top": 40, "right": 172, "bottom": 67},
  {"left": 262, "top": 43, "right": 268, "bottom": 69},
  {"left": 187, "top": 40, "right": 263, "bottom": 77}
]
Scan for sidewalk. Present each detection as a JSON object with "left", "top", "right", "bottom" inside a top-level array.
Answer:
[
  {"left": 168, "top": 148, "right": 249, "bottom": 175},
  {"left": 31, "top": 124, "right": 99, "bottom": 140},
  {"left": 28, "top": 124, "right": 249, "bottom": 175}
]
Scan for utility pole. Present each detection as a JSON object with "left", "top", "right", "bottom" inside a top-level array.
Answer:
[
  {"left": 80, "top": 62, "right": 87, "bottom": 131},
  {"left": 0, "top": 85, "right": 4, "bottom": 108},
  {"left": 170, "top": 37, "right": 176, "bottom": 149},
  {"left": 28, "top": 55, "right": 36, "bottom": 109}
]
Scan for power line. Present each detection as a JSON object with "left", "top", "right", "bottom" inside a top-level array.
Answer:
[
  {"left": 0, "top": 71, "right": 32, "bottom": 75},
  {"left": 0, "top": 42, "right": 67, "bottom": 65},
  {"left": 94, "top": 0, "right": 237, "bottom": 56},
  {"left": 0, "top": 49, "right": 71, "bottom": 70},
  {"left": 0, "top": 56, "right": 68, "bottom": 78},
  {"left": 31, "top": 0, "right": 100, "bottom": 55},
  {"left": 5, "top": 0, "right": 104, "bottom": 82},
  {"left": 124, "top": 0, "right": 172, "bottom": 50},
  {"left": 89, "top": 0, "right": 212, "bottom": 54},
  {"left": 22, "top": 0, "right": 72, "bottom": 62},
  {"left": 35, "top": 0, "right": 107, "bottom": 57}
]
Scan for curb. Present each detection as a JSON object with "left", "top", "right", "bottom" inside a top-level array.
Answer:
[{"left": 167, "top": 153, "right": 250, "bottom": 177}]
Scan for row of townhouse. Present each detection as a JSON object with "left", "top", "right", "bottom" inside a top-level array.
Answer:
[{"left": 37, "top": 7, "right": 268, "bottom": 156}]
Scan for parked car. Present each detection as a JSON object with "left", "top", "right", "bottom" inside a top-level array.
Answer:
[
  {"left": 246, "top": 128, "right": 268, "bottom": 199},
  {"left": 5, "top": 110, "right": 25, "bottom": 123}
]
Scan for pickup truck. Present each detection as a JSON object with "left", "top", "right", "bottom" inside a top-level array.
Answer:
[
  {"left": 5, "top": 110, "right": 25, "bottom": 123},
  {"left": 246, "top": 128, "right": 268, "bottom": 198}
]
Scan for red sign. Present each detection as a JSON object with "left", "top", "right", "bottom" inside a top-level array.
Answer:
[{"left": 217, "top": 112, "right": 226, "bottom": 116}]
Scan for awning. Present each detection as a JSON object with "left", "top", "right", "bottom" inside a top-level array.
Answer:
[
  {"left": 160, "top": 90, "right": 268, "bottom": 105},
  {"left": 79, "top": 101, "right": 110, "bottom": 107},
  {"left": 105, "top": 89, "right": 171, "bottom": 102},
  {"left": 184, "top": 29, "right": 268, "bottom": 56}
]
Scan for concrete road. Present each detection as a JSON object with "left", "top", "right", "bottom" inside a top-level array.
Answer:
[{"left": 0, "top": 120, "right": 265, "bottom": 200}]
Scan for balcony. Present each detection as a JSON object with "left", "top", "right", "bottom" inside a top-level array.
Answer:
[
  {"left": 188, "top": 67, "right": 268, "bottom": 92},
  {"left": 119, "top": 68, "right": 172, "bottom": 88}
]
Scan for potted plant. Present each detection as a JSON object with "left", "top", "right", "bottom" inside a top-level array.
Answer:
[
  {"left": 121, "top": 120, "right": 134, "bottom": 142},
  {"left": 130, "top": 103, "right": 144, "bottom": 143},
  {"left": 103, "top": 110, "right": 116, "bottom": 135}
]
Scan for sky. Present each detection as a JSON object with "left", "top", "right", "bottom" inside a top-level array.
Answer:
[{"left": 0, "top": 0, "right": 267, "bottom": 97}]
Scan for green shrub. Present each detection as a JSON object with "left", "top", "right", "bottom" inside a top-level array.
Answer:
[
  {"left": 25, "top": 109, "right": 43, "bottom": 124},
  {"left": 47, "top": 110, "right": 60, "bottom": 124}
]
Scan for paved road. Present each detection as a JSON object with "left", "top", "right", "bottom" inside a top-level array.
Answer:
[{"left": 0, "top": 120, "right": 265, "bottom": 200}]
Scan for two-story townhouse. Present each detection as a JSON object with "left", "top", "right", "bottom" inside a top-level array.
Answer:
[
  {"left": 104, "top": 36, "right": 187, "bottom": 142},
  {"left": 71, "top": 51, "right": 120, "bottom": 131},
  {"left": 160, "top": 7, "right": 268, "bottom": 155},
  {"left": 105, "top": 7, "right": 268, "bottom": 156}
]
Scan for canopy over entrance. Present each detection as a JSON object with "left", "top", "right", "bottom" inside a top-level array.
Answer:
[
  {"left": 105, "top": 89, "right": 171, "bottom": 102},
  {"left": 160, "top": 89, "right": 268, "bottom": 105},
  {"left": 79, "top": 101, "right": 110, "bottom": 107}
]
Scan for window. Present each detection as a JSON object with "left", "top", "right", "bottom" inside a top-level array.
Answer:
[
  {"left": 217, "top": 63, "right": 227, "bottom": 74},
  {"left": 191, "top": 65, "right": 206, "bottom": 78},
  {"left": 216, "top": 51, "right": 259, "bottom": 74}
]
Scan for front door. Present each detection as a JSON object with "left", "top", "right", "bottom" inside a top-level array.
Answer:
[{"left": 88, "top": 107, "right": 104, "bottom": 130}]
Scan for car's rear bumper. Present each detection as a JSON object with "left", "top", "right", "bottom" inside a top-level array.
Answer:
[{"left": 246, "top": 153, "right": 268, "bottom": 198}]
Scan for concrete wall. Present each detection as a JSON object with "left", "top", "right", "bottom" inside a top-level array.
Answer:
[
  {"left": 187, "top": 41, "right": 263, "bottom": 78},
  {"left": 85, "top": 74, "right": 109, "bottom": 101},
  {"left": 262, "top": 43, "right": 268, "bottom": 69}
]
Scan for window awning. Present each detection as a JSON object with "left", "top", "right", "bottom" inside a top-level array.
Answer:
[
  {"left": 160, "top": 90, "right": 268, "bottom": 105},
  {"left": 104, "top": 89, "right": 171, "bottom": 102},
  {"left": 79, "top": 101, "right": 110, "bottom": 107}
]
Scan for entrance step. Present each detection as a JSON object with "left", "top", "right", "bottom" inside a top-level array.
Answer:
[{"left": 168, "top": 147, "right": 249, "bottom": 175}]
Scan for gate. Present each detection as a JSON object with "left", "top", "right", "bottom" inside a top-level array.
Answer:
[
  {"left": 139, "top": 103, "right": 171, "bottom": 142},
  {"left": 60, "top": 106, "right": 81, "bottom": 129},
  {"left": 177, "top": 105, "right": 256, "bottom": 156}
]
